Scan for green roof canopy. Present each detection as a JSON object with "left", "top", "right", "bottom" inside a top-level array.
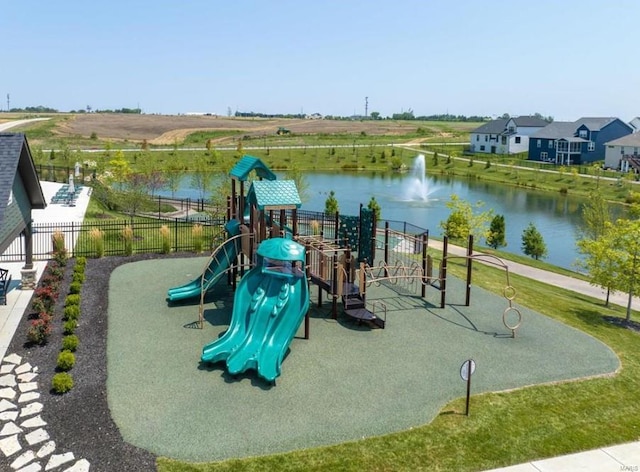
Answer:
[
  {"left": 229, "top": 155, "right": 277, "bottom": 181},
  {"left": 247, "top": 180, "right": 301, "bottom": 210}
]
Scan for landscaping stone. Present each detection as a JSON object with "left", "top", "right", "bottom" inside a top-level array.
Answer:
[
  {"left": 18, "top": 383, "right": 38, "bottom": 394},
  {"left": 0, "top": 434, "right": 22, "bottom": 456},
  {"left": 36, "top": 441, "right": 55, "bottom": 458},
  {"left": 18, "top": 393, "right": 40, "bottom": 404},
  {"left": 62, "top": 459, "right": 89, "bottom": 472},
  {"left": 17, "top": 373, "right": 38, "bottom": 383},
  {"left": 20, "top": 403, "right": 43, "bottom": 418},
  {"left": 0, "top": 399, "right": 17, "bottom": 413},
  {"left": 0, "top": 374, "right": 17, "bottom": 388},
  {"left": 10, "top": 449, "right": 35, "bottom": 469},
  {"left": 16, "top": 462, "right": 42, "bottom": 472},
  {"left": 0, "top": 364, "right": 15, "bottom": 374},
  {"left": 0, "top": 411, "right": 18, "bottom": 422},
  {"left": 15, "top": 363, "right": 32, "bottom": 375},
  {"left": 3, "top": 354, "right": 22, "bottom": 365},
  {"left": 24, "top": 428, "right": 49, "bottom": 446},
  {"left": 45, "top": 452, "right": 74, "bottom": 470},
  {"left": 0, "top": 387, "right": 17, "bottom": 400},
  {"left": 21, "top": 416, "right": 47, "bottom": 429},
  {"left": 0, "top": 422, "right": 23, "bottom": 436}
]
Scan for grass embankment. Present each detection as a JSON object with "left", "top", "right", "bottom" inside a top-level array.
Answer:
[{"left": 156, "top": 257, "right": 640, "bottom": 472}]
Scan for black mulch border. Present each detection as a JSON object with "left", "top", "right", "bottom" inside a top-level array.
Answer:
[{"left": 1, "top": 253, "right": 200, "bottom": 472}]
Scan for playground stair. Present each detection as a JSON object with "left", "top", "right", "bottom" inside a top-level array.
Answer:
[{"left": 342, "top": 283, "right": 385, "bottom": 329}]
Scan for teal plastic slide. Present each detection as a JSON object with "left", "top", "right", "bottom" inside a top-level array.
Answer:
[
  {"left": 166, "top": 220, "right": 241, "bottom": 302},
  {"left": 201, "top": 238, "right": 310, "bottom": 383}
]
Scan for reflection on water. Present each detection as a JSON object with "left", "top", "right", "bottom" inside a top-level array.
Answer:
[{"left": 156, "top": 170, "right": 625, "bottom": 271}]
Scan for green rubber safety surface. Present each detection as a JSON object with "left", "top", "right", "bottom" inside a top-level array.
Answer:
[{"left": 106, "top": 258, "right": 619, "bottom": 463}]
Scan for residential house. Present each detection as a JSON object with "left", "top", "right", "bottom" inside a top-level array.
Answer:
[
  {"left": 528, "top": 117, "right": 634, "bottom": 165},
  {"left": 629, "top": 117, "right": 640, "bottom": 133},
  {"left": 604, "top": 133, "right": 640, "bottom": 170},
  {"left": 469, "top": 116, "right": 548, "bottom": 155},
  {"left": 0, "top": 133, "right": 47, "bottom": 286}
]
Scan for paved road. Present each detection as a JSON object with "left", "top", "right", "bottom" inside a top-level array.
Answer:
[{"left": 0, "top": 117, "right": 50, "bottom": 132}]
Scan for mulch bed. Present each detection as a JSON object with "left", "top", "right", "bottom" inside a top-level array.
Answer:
[
  {"left": 1, "top": 253, "right": 197, "bottom": 472},
  {"left": 603, "top": 315, "right": 640, "bottom": 333}
]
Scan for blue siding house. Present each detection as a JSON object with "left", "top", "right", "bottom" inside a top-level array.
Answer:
[{"left": 528, "top": 117, "right": 634, "bottom": 165}]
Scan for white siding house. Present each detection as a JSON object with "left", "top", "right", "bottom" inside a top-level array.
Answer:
[
  {"left": 470, "top": 116, "right": 548, "bottom": 155},
  {"left": 604, "top": 133, "right": 640, "bottom": 170}
]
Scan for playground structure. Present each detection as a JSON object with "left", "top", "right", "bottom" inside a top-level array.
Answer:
[{"left": 167, "top": 155, "right": 522, "bottom": 382}]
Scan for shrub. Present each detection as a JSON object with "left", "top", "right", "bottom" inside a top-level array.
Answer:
[
  {"left": 75, "top": 256, "right": 87, "bottom": 270},
  {"left": 63, "top": 319, "right": 77, "bottom": 334},
  {"left": 72, "top": 272, "right": 85, "bottom": 284},
  {"left": 122, "top": 225, "right": 134, "bottom": 256},
  {"left": 69, "top": 281, "right": 82, "bottom": 295},
  {"left": 89, "top": 228, "right": 105, "bottom": 258},
  {"left": 52, "top": 372, "right": 73, "bottom": 393},
  {"left": 51, "top": 231, "right": 68, "bottom": 266},
  {"left": 160, "top": 225, "right": 171, "bottom": 254},
  {"left": 27, "top": 313, "right": 52, "bottom": 345},
  {"left": 192, "top": 224, "right": 204, "bottom": 253},
  {"left": 57, "top": 350, "right": 75, "bottom": 371},
  {"left": 62, "top": 334, "right": 79, "bottom": 352},
  {"left": 33, "top": 286, "right": 58, "bottom": 313},
  {"left": 65, "top": 294, "right": 80, "bottom": 306},
  {"left": 47, "top": 263, "right": 65, "bottom": 280},
  {"left": 64, "top": 304, "right": 80, "bottom": 321}
]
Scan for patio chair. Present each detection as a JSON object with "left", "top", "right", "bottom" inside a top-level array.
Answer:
[{"left": 0, "top": 268, "right": 11, "bottom": 305}]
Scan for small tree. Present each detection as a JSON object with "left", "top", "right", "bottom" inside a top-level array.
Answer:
[
  {"left": 440, "top": 194, "right": 493, "bottom": 242},
  {"left": 486, "top": 214, "right": 506, "bottom": 249},
  {"left": 521, "top": 222, "right": 547, "bottom": 260},
  {"left": 367, "top": 196, "right": 381, "bottom": 219},
  {"left": 324, "top": 190, "right": 339, "bottom": 215}
]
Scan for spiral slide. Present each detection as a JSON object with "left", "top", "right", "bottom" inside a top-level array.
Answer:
[{"left": 166, "top": 220, "right": 241, "bottom": 302}]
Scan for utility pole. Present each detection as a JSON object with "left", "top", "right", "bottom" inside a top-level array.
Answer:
[
  {"left": 6, "top": 94, "right": 10, "bottom": 112},
  {"left": 365, "top": 96, "right": 368, "bottom": 118}
]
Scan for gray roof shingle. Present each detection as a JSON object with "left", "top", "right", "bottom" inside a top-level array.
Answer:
[{"left": 0, "top": 133, "right": 46, "bottom": 231}]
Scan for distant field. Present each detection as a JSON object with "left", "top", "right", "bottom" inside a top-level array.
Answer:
[{"left": 4, "top": 113, "right": 480, "bottom": 148}]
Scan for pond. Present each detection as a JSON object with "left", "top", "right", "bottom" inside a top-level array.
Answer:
[{"left": 155, "top": 158, "right": 613, "bottom": 271}]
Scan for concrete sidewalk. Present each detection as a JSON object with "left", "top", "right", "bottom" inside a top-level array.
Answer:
[
  {"left": 0, "top": 180, "right": 91, "bottom": 359},
  {"left": 484, "top": 441, "right": 640, "bottom": 471}
]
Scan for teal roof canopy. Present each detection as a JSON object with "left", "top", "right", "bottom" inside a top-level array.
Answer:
[
  {"left": 247, "top": 180, "right": 302, "bottom": 210},
  {"left": 257, "top": 237, "right": 305, "bottom": 262},
  {"left": 229, "top": 155, "right": 277, "bottom": 181}
]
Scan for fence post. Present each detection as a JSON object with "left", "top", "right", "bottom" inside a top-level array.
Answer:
[{"left": 174, "top": 218, "right": 179, "bottom": 252}]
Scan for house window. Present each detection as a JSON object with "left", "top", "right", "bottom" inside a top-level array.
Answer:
[
  {"left": 476, "top": 135, "right": 479, "bottom": 141},
  {"left": 621, "top": 147, "right": 625, "bottom": 155},
  {"left": 515, "top": 136, "right": 521, "bottom": 144},
  {"left": 501, "top": 136, "right": 507, "bottom": 145},
  {"left": 508, "top": 126, "right": 515, "bottom": 133},
  {"left": 579, "top": 129, "right": 588, "bottom": 138},
  {"left": 548, "top": 140, "right": 553, "bottom": 148},
  {"left": 635, "top": 147, "right": 638, "bottom": 156},
  {"left": 588, "top": 141, "right": 595, "bottom": 152},
  {"left": 537, "top": 139, "right": 541, "bottom": 148},
  {"left": 480, "top": 145, "right": 485, "bottom": 151},
  {"left": 485, "top": 135, "right": 488, "bottom": 142},
  {"left": 541, "top": 152, "right": 548, "bottom": 161}
]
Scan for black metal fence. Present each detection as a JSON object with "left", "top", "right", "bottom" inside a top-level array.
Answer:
[{"left": 1, "top": 217, "right": 228, "bottom": 262}]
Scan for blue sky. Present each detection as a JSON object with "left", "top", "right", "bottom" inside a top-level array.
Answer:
[{"left": 2, "top": 1, "right": 639, "bottom": 121}]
